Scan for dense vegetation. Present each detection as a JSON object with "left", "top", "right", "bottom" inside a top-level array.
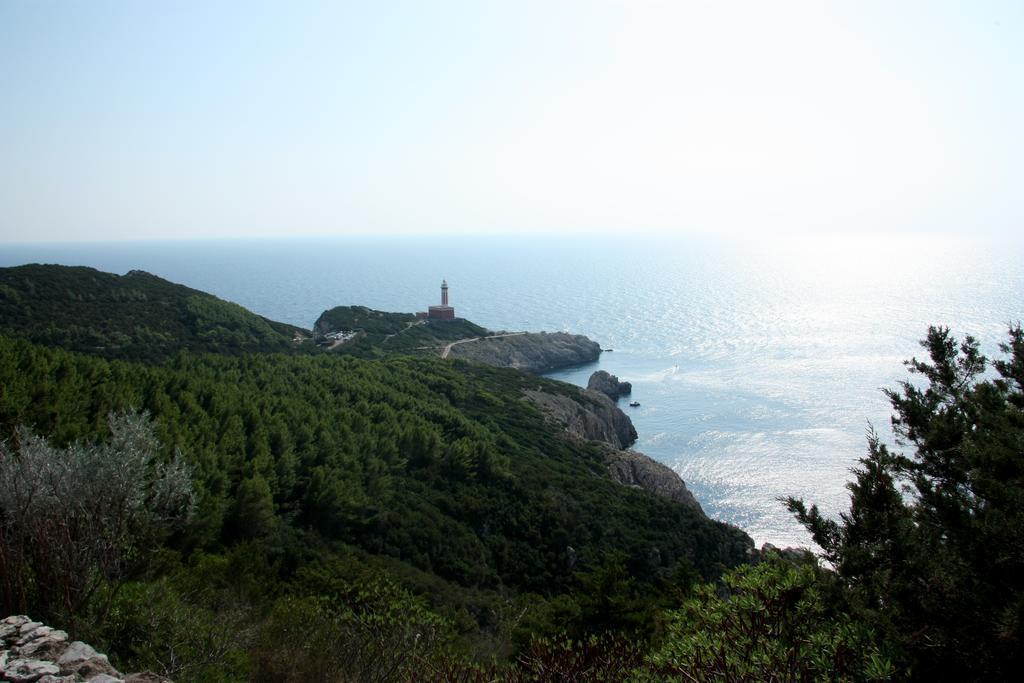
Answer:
[
  {"left": 314, "top": 305, "right": 420, "bottom": 338},
  {"left": 2, "top": 264, "right": 1020, "bottom": 681},
  {"left": 0, "top": 265, "right": 308, "bottom": 361},
  {"left": 0, "top": 333, "right": 750, "bottom": 679}
]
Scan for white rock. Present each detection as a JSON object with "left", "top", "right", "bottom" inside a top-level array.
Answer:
[
  {"left": 57, "top": 640, "right": 102, "bottom": 665},
  {"left": 16, "top": 625, "right": 53, "bottom": 646},
  {"left": 1, "top": 616, "right": 30, "bottom": 642},
  {"left": 1, "top": 619, "right": 131, "bottom": 683},
  {"left": 17, "top": 630, "right": 68, "bottom": 657},
  {"left": 57, "top": 640, "right": 117, "bottom": 679},
  {"left": 15, "top": 621, "right": 44, "bottom": 645},
  {"left": 4, "top": 657, "right": 61, "bottom": 682}
]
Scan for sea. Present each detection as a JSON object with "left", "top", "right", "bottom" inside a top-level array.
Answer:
[{"left": 3, "top": 232, "right": 1021, "bottom": 548}]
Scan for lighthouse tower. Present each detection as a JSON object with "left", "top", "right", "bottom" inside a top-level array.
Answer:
[{"left": 426, "top": 279, "right": 455, "bottom": 320}]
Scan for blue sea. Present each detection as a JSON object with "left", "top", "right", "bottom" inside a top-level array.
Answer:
[{"left": 3, "top": 233, "right": 1021, "bottom": 548}]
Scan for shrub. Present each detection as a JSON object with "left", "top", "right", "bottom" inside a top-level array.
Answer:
[{"left": 0, "top": 411, "right": 193, "bottom": 630}]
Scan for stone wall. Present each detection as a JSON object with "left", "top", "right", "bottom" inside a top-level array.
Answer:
[{"left": 0, "top": 616, "right": 167, "bottom": 683}]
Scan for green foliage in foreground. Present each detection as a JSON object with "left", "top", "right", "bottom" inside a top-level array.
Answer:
[
  {"left": 789, "top": 325, "right": 1024, "bottom": 681},
  {"left": 643, "top": 560, "right": 894, "bottom": 682},
  {"left": 0, "top": 412, "right": 194, "bottom": 630},
  {"left": 0, "top": 332, "right": 751, "bottom": 679},
  {"left": 0, "top": 264, "right": 309, "bottom": 361}
]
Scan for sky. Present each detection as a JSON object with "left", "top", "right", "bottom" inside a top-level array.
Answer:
[{"left": 1, "top": 0, "right": 1021, "bottom": 242}]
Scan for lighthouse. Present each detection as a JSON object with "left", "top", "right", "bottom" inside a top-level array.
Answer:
[{"left": 423, "top": 279, "right": 455, "bottom": 321}]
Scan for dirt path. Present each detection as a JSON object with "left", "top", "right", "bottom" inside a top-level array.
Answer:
[
  {"left": 382, "top": 320, "right": 422, "bottom": 344},
  {"left": 441, "top": 332, "right": 526, "bottom": 359}
]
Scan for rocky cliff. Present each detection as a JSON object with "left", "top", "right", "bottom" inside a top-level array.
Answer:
[
  {"left": 586, "top": 370, "right": 632, "bottom": 400},
  {"left": 523, "top": 388, "right": 637, "bottom": 449},
  {"left": 0, "top": 615, "right": 167, "bottom": 683},
  {"left": 605, "top": 449, "right": 703, "bottom": 513},
  {"left": 523, "top": 387, "right": 705, "bottom": 516},
  {"left": 449, "top": 332, "right": 601, "bottom": 374}
]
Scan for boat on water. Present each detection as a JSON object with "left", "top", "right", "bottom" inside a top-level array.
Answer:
[{"left": 628, "top": 401, "right": 640, "bottom": 407}]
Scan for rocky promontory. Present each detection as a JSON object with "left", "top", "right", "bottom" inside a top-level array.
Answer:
[
  {"left": 448, "top": 332, "right": 601, "bottom": 374},
  {"left": 524, "top": 388, "right": 637, "bottom": 450},
  {"left": 0, "top": 615, "right": 167, "bottom": 683},
  {"left": 310, "top": 306, "right": 600, "bottom": 373},
  {"left": 586, "top": 370, "right": 632, "bottom": 400},
  {"left": 606, "top": 449, "right": 703, "bottom": 513},
  {"left": 523, "top": 386, "right": 706, "bottom": 516}
]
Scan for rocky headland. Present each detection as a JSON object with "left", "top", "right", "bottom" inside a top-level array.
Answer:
[
  {"left": 523, "top": 384, "right": 706, "bottom": 516},
  {"left": 448, "top": 331, "right": 601, "bottom": 374},
  {"left": 311, "top": 305, "right": 601, "bottom": 374},
  {"left": 523, "top": 387, "right": 637, "bottom": 449},
  {"left": 0, "top": 615, "right": 166, "bottom": 683},
  {"left": 586, "top": 370, "right": 632, "bottom": 400},
  {"left": 605, "top": 449, "right": 703, "bottom": 513}
]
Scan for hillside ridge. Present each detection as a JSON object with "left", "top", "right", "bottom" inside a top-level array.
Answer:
[{"left": 0, "top": 264, "right": 309, "bottom": 361}]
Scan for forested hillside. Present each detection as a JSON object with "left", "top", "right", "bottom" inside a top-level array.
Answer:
[
  {"left": 0, "top": 265, "right": 309, "bottom": 361},
  {"left": 0, "top": 332, "right": 751, "bottom": 679}
]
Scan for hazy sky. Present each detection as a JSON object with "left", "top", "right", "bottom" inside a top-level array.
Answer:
[{"left": 1, "top": 1, "right": 1021, "bottom": 242}]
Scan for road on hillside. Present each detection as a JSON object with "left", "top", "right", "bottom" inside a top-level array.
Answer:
[{"left": 440, "top": 332, "right": 526, "bottom": 359}]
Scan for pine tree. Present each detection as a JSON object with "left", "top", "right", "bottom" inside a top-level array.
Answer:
[{"left": 788, "top": 326, "right": 1024, "bottom": 679}]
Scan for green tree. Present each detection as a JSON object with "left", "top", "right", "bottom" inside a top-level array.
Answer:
[
  {"left": 787, "top": 326, "right": 1024, "bottom": 680},
  {"left": 229, "top": 474, "right": 277, "bottom": 540},
  {"left": 573, "top": 553, "right": 642, "bottom": 634},
  {"left": 644, "top": 560, "right": 892, "bottom": 682}
]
